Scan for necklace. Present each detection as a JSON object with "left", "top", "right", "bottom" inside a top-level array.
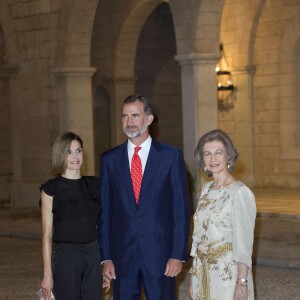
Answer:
[
  {"left": 199, "top": 174, "right": 230, "bottom": 210},
  {"left": 198, "top": 173, "right": 232, "bottom": 210},
  {"left": 212, "top": 173, "right": 230, "bottom": 190}
]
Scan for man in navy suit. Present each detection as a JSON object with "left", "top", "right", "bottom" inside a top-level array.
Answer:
[{"left": 99, "top": 94, "right": 190, "bottom": 300}]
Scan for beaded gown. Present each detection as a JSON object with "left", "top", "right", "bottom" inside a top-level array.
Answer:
[{"left": 190, "top": 180, "right": 256, "bottom": 300}]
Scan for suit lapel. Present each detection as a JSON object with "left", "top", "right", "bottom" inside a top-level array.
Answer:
[
  {"left": 114, "top": 142, "right": 136, "bottom": 207},
  {"left": 138, "top": 139, "right": 162, "bottom": 210},
  {"left": 114, "top": 139, "right": 163, "bottom": 214}
]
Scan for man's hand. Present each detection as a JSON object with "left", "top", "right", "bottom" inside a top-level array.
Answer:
[
  {"left": 164, "top": 258, "right": 182, "bottom": 277},
  {"left": 102, "top": 261, "right": 116, "bottom": 280}
]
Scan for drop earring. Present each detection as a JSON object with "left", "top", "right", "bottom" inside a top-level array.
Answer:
[
  {"left": 227, "top": 162, "right": 230, "bottom": 170},
  {"left": 204, "top": 166, "right": 207, "bottom": 172}
]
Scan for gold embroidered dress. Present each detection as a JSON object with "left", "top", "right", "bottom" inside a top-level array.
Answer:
[{"left": 190, "top": 181, "right": 256, "bottom": 300}]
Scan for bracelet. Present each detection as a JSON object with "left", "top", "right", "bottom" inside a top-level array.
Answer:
[{"left": 236, "top": 278, "right": 248, "bottom": 286}]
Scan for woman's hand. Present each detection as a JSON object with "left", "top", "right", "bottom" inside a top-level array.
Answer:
[
  {"left": 235, "top": 262, "right": 249, "bottom": 300},
  {"left": 233, "top": 283, "right": 248, "bottom": 300},
  {"left": 102, "top": 275, "right": 111, "bottom": 293},
  {"left": 189, "top": 274, "right": 194, "bottom": 299},
  {"left": 41, "top": 274, "right": 53, "bottom": 300}
]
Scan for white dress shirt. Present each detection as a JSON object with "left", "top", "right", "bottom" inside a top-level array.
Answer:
[{"left": 127, "top": 136, "right": 152, "bottom": 174}]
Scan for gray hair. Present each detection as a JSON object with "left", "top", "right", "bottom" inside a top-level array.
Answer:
[{"left": 194, "top": 129, "right": 239, "bottom": 176}]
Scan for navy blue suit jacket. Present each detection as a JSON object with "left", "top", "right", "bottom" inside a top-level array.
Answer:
[{"left": 98, "top": 139, "right": 190, "bottom": 277}]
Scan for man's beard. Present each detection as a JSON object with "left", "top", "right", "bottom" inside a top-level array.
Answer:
[{"left": 124, "top": 123, "right": 147, "bottom": 139}]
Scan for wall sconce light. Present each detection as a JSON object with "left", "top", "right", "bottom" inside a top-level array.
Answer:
[{"left": 216, "top": 44, "right": 235, "bottom": 104}]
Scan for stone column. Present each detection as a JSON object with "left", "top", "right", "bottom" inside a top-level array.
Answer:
[
  {"left": 104, "top": 76, "right": 136, "bottom": 147},
  {"left": 6, "top": 65, "right": 23, "bottom": 207},
  {"left": 8, "top": 65, "right": 41, "bottom": 208},
  {"left": 175, "top": 53, "right": 219, "bottom": 209},
  {"left": 53, "top": 67, "right": 96, "bottom": 175},
  {"left": 231, "top": 66, "right": 256, "bottom": 186}
]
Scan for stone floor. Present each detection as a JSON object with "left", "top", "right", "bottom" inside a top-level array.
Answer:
[
  {"left": 0, "top": 188, "right": 299, "bottom": 299},
  {"left": 0, "top": 236, "right": 299, "bottom": 300},
  {"left": 254, "top": 188, "right": 300, "bottom": 216}
]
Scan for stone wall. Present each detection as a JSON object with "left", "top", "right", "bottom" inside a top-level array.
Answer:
[
  {"left": 0, "top": 0, "right": 299, "bottom": 207},
  {"left": 0, "top": 25, "right": 11, "bottom": 207},
  {"left": 219, "top": 0, "right": 300, "bottom": 188}
]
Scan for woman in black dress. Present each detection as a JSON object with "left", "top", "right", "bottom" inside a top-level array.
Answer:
[{"left": 40, "top": 132, "right": 110, "bottom": 299}]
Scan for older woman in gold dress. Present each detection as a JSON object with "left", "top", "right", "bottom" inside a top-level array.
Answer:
[{"left": 189, "top": 129, "right": 256, "bottom": 300}]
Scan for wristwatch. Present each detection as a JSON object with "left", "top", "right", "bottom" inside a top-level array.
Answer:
[{"left": 236, "top": 278, "right": 248, "bottom": 286}]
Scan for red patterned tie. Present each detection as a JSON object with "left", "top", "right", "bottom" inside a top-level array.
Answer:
[{"left": 131, "top": 146, "right": 142, "bottom": 204}]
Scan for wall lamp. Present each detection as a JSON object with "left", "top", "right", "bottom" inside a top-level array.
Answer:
[{"left": 216, "top": 44, "right": 235, "bottom": 104}]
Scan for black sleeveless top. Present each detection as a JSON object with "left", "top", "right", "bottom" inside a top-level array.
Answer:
[{"left": 40, "top": 176, "right": 100, "bottom": 244}]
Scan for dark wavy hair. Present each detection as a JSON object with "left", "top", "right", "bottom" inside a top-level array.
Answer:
[
  {"left": 52, "top": 131, "right": 83, "bottom": 176},
  {"left": 194, "top": 129, "right": 239, "bottom": 176}
]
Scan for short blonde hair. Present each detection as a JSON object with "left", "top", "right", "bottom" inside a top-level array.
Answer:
[{"left": 52, "top": 132, "right": 83, "bottom": 176}]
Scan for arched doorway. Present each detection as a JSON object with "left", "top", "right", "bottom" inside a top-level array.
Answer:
[{"left": 135, "top": 3, "right": 182, "bottom": 150}]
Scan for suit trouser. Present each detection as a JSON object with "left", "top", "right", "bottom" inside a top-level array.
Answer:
[
  {"left": 52, "top": 240, "right": 102, "bottom": 300},
  {"left": 113, "top": 244, "right": 176, "bottom": 300}
]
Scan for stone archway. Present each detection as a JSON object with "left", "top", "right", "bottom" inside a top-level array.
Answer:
[
  {"left": 93, "top": 85, "right": 111, "bottom": 172},
  {"left": 109, "top": 0, "right": 167, "bottom": 146},
  {"left": 113, "top": 0, "right": 165, "bottom": 77},
  {"left": 0, "top": 1, "right": 19, "bottom": 66},
  {"left": 251, "top": 1, "right": 300, "bottom": 187},
  {"left": 54, "top": 0, "right": 99, "bottom": 68},
  {"left": 279, "top": 16, "right": 300, "bottom": 162},
  {"left": 173, "top": 0, "right": 224, "bottom": 201},
  {"left": 218, "top": 0, "right": 266, "bottom": 186},
  {"left": 135, "top": 3, "right": 182, "bottom": 150},
  {"left": 92, "top": 0, "right": 173, "bottom": 147}
]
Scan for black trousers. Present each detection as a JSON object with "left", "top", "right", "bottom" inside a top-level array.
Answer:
[{"left": 52, "top": 240, "right": 102, "bottom": 300}]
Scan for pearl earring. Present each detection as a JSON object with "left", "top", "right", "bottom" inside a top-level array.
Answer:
[{"left": 204, "top": 166, "right": 207, "bottom": 172}]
